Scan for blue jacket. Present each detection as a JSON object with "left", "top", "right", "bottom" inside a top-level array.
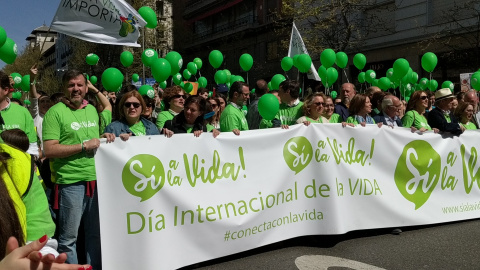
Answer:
[
  {"left": 104, "top": 117, "right": 160, "bottom": 136},
  {"left": 334, "top": 103, "right": 349, "bottom": 122}
]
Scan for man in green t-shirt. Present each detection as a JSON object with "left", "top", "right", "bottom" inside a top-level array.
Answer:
[
  {"left": 0, "top": 71, "right": 38, "bottom": 156},
  {"left": 260, "top": 80, "right": 304, "bottom": 129},
  {"left": 220, "top": 81, "right": 250, "bottom": 134},
  {"left": 43, "top": 70, "right": 114, "bottom": 269}
]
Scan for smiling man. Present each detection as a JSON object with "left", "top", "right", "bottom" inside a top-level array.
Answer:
[
  {"left": 220, "top": 81, "right": 250, "bottom": 134},
  {"left": 42, "top": 70, "right": 114, "bottom": 269}
]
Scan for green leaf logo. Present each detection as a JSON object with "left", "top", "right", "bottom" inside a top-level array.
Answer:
[
  {"left": 122, "top": 154, "right": 165, "bottom": 202},
  {"left": 283, "top": 136, "right": 313, "bottom": 175},
  {"left": 394, "top": 140, "right": 441, "bottom": 209}
]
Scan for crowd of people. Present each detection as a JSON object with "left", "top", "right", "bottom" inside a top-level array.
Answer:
[{"left": 0, "top": 65, "right": 478, "bottom": 269}]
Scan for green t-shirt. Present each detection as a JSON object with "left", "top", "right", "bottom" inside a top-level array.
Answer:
[
  {"left": 156, "top": 110, "right": 175, "bottom": 130},
  {"left": 462, "top": 121, "right": 477, "bottom": 130},
  {"left": 42, "top": 102, "right": 100, "bottom": 184},
  {"left": 296, "top": 116, "right": 323, "bottom": 124},
  {"left": 346, "top": 116, "right": 376, "bottom": 125},
  {"left": 402, "top": 110, "right": 431, "bottom": 130},
  {"left": 100, "top": 109, "right": 112, "bottom": 134},
  {"left": 260, "top": 101, "right": 304, "bottom": 128},
  {"left": 220, "top": 104, "right": 249, "bottom": 132},
  {"left": 328, "top": 113, "right": 342, "bottom": 123},
  {"left": 1, "top": 102, "right": 37, "bottom": 143},
  {"left": 130, "top": 121, "right": 146, "bottom": 136}
]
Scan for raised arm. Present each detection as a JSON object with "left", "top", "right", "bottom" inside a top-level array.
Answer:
[{"left": 87, "top": 80, "right": 112, "bottom": 112}]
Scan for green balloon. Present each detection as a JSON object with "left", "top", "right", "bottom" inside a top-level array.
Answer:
[
  {"left": 418, "top": 78, "right": 429, "bottom": 90},
  {"left": 20, "top": 75, "right": 30, "bottom": 92},
  {"left": 24, "top": 100, "right": 31, "bottom": 106},
  {"left": 365, "top": 69, "right": 376, "bottom": 84},
  {"left": 410, "top": 72, "right": 418, "bottom": 84},
  {"left": 10, "top": 73, "right": 22, "bottom": 89},
  {"left": 441, "top": 81, "right": 454, "bottom": 92},
  {"left": 139, "top": 85, "right": 154, "bottom": 97},
  {"left": 224, "top": 69, "right": 232, "bottom": 82},
  {"left": 90, "top": 75, "right": 98, "bottom": 84},
  {"left": 293, "top": 55, "right": 300, "bottom": 68},
  {"left": 214, "top": 70, "right": 227, "bottom": 84},
  {"left": 193, "top": 57, "right": 203, "bottom": 70},
  {"left": 358, "top": 72, "right": 366, "bottom": 83},
  {"left": 141, "top": 49, "right": 158, "bottom": 67},
  {"left": 471, "top": 72, "right": 480, "bottom": 91},
  {"left": 271, "top": 74, "right": 286, "bottom": 90},
  {"left": 0, "top": 26, "right": 6, "bottom": 48},
  {"left": 233, "top": 75, "right": 245, "bottom": 83},
  {"left": 386, "top": 68, "right": 394, "bottom": 79},
  {"left": 297, "top": 54, "right": 312, "bottom": 73},
  {"left": 421, "top": 52, "right": 437, "bottom": 72},
  {"left": 160, "top": 81, "right": 167, "bottom": 89},
  {"left": 165, "top": 51, "right": 183, "bottom": 75},
  {"left": 184, "top": 82, "right": 194, "bottom": 93},
  {"left": 331, "top": 91, "right": 338, "bottom": 99},
  {"left": 101, "top": 67, "right": 124, "bottom": 92},
  {"left": 172, "top": 73, "right": 183, "bottom": 85},
  {"left": 183, "top": 69, "right": 191, "bottom": 80},
  {"left": 12, "top": 91, "right": 22, "bottom": 99},
  {"left": 372, "top": 79, "right": 380, "bottom": 87},
  {"left": 326, "top": 67, "right": 338, "bottom": 86},
  {"left": 318, "top": 65, "right": 327, "bottom": 82},
  {"left": 353, "top": 53, "right": 366, "bottom": 70},
  {"left": 85, "top": 53, "right": 99, "bottom": 65},
  {"left": 335, "top": 52, "right": 348, "bottom": 69},
  {"left": 187, "top": 62, "right": 197, "bottom": 75},
  {"left": 428, "top": 79, "right": 438, "bottom": 92},
  {"left": 258, "top": 94, "right": 280, "bottom": 120},
  {"left": 0, "top": 38, "right": 17, "bottom": 65},
  {"left": 239, "top": 53, "right": 253, "bottom": 72},
  {"left": 281, "top": 57, "right": 293, "bottom": 72},
  {"left": 138, "top": 6, "right": 158, "bottom": 28},
  {"left": 132, "top": 73, "right": 140, "bottom": 82},
  {"left": 120, "top": 51, "right": 134, "bottom": 67},
  {"left": 209, "top": 50, "right": 223, "bottom": 69},
  {"left": 267, "top": 82, "right": 272, "bottom": 91},
  {"left": 198, "top": 77, "right": 207, "bottom": 88},
  {"left": 378, "top": 77, "right": 391, "bottom": 90},
  {"left": 320, "top": 49, "right": 336, "bottom": 68},
  {"left": 152, "top": 58, "right": 171, "bottom": 83},
  {"left": 392, "top": 58, "right": 409, "bottom": 80}
]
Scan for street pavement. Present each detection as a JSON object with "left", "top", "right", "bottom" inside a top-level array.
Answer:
[{"left": 181, "top": 219, "right": 480, "bottom": 270}]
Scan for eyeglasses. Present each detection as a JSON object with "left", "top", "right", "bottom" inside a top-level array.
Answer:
[
  {"left": 124, "top": 102, "right": 141, "bottom": 108},
  {"left": 146, "top": 103, "right": 154, "bottom": 108},
  {"left": 420, "top": 96, "right": 428, "bottom": 100},
  {"left": 313, "top": 102, "right": 325, "bottom": 107},
  {"left": 325, "top": 104, "right": 334, "bottom": 108},
  {"left": 211, "top": 104, "right": 218, "bottom": 108},
  {"left": 173, "top": 94, "right": 186, "bottom": 99}
]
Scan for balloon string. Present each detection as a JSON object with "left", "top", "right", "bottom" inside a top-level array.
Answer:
[
  {"left": 343, "top": 69, "right": 349, "bottom": 83},
  {"left": 247, "top": 71, "right": 249, "bottom": 85},
  {"left": 285, "top": 72, "right": 289, "bottom": 80}
]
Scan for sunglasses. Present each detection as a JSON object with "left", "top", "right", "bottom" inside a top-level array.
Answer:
[
  {"left": 124, "top": 102, "right": 141, "bottom": 108},
  {"left": 146, "top": 103, "right": 154, "bottom": 108},
  {"left": 211, "top": 103, "right": 218, "bottom": 108},
  {"left": 313, "top": 102, "right": 325, "bottom": 107},
  {"left": 173, "top": 94, "right": 186, "bottom": 99},
  {"left": 420, "top": 96, "right": 428, "bottom": 100}
]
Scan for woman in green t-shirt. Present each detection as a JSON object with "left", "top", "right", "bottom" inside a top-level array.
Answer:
[
  {"left": 296, "top": 93, "right": 328, "bottom": 125},
  {"left": 345, "top": 94, "right": 382, "bottom": 127},
  {"left": 454, "top": 102, "right": 477, "bottom": 130},
  {"left": 322, "top": 96, "right": 342, "bottom": 123},
  {"left": 401, "top": 90, "right": 439, "bottom": 133}
]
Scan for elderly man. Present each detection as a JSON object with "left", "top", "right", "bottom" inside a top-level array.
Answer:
[
  {"left": 373, "top": 95, "right": 403, "bottom": 127},
  {"left": 0, "top": 70, "right": 38, "bottom": 156},
  {"left": 463, "top": 90, "right": 480, "bottom": 128},
  {"left": 43, "top": 70, "right": 114, "bottom": 269},
  {"left": 334, "top": 83, "right": 356, "bottom": 121},
  {"left": 220, "top": 81, "right": 250, "bottom": 134},
  {"left": 427, "top": 88, "right": 464, "bottom": 135}
]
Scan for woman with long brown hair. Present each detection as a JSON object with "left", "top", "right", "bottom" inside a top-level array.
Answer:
[{"left": 402, "top": 90, "right": 438, "bottom": 132}]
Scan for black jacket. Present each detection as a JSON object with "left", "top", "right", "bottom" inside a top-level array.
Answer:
[
  {"left": 427, "top": 107, "right": 462, "bottom": 135},
  {"left": 373, "top": 113, "right": 403, "bottom": 127},
  {"left": 163, "top": 112, "right": 207, "bottom": 134}
]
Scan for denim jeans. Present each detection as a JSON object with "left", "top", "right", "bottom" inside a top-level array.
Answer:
[{"left": 57, "top": 182, "right": 102, "bottom": 269}]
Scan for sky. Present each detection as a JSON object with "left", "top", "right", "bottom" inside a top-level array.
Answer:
[{"left": 0, "top": 0, "right": 59, "bottom": 69}]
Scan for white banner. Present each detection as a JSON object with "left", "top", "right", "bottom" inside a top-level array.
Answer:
[
  {"left": 96, "top": 125, "right": 480, "bottom": 270},
  {"left": 288, "top": 22, "right": 320, "bottom": 81},
  {"left": 51, "top": 0, "right": 146, "bottom": 47}
]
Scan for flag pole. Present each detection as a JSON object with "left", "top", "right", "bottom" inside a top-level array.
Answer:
[{"left": 142, "top": 28, "right": 146, "bottom": 85}]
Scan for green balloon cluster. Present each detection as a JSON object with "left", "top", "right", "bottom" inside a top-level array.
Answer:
[
  {"left": 138, "top": 6, "right": 158, "bottom": 28},
  {"left": 12, "top": 91, "right": 22, "bottom": 99},
  {"left": 86, "top": 53, "right": 99, "bottom": 65},
  {"left": 258, "top": 94, "right": 279, "bottom": 121},
  {"left": 102, "top": 68, "right": 124, "bottom": 92},
  {"left": 0, "top": 28, "right": 16, "bottom": 65}
]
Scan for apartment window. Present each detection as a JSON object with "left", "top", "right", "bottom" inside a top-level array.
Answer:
[
  {"left": 266, "top": 41, "right": 278, "bottom": 61},
  {"left": 156, "top": 1, "right": 164, "bottom": 17}
]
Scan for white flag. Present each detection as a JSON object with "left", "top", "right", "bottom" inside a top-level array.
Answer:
[
  {"left": 51, "top": 0, "right": 147, "bottom": 47},
  {"left": 288, "top": 22, "right": 320, "bottom": 81}
]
